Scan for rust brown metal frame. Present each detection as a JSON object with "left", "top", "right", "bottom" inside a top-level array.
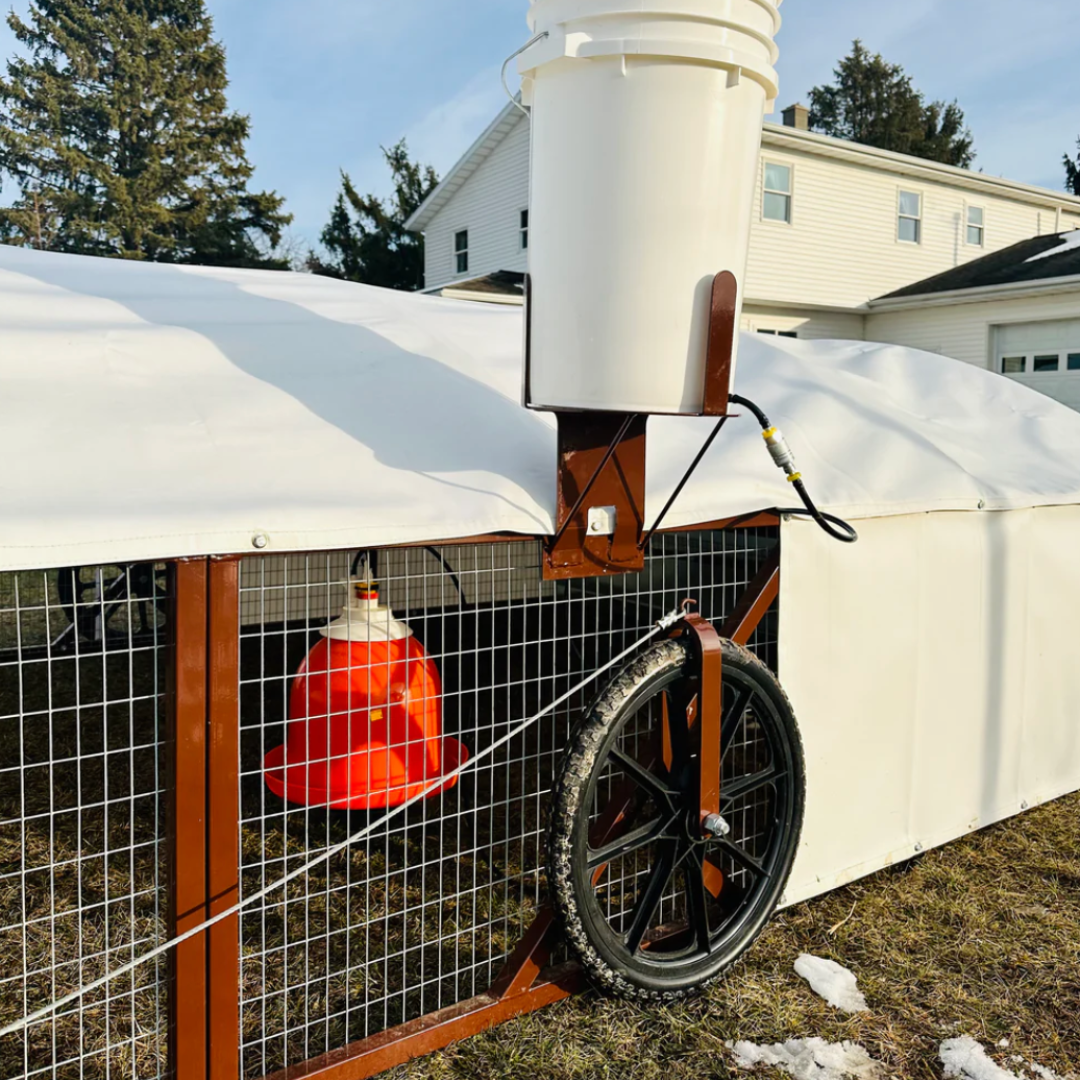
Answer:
[
  {"left": 163, "top": 526, "right": 778, "bottom": 1080},
  {"left": 169, "top": 557, "right": 242, "bottom": 1080}
]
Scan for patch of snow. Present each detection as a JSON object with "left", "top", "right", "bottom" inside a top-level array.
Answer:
[
  {"left": 941, "top": 1038, "right": 1020, "bottom": 1080},
  {"left": 794, "top": 954, "right": 869, "bottom": 1013},
  {"left": 999, "top": 1040, "right": 1011, "bottom": 1048},
  {"left": 940, "top": 1037, "right": 1074, "bottom": 1080},
  {"left": 1026, "top": 230, "right": 1080, "bottom": 263},
  {"left": 730, "top": 1037, "right": 883, "bottom": 1079},
  {"left": 1029, "top": 1064, "right": 1074, "bottom": 1080}
]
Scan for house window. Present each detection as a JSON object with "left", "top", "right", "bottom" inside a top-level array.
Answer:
[
  {"left": 763, "top": 163, "right": 792, "bottom": 223},
  {"left": 1001, "top": 356, "right": 1026, "bottom": 374},
  {"left": 520, "top": 209, "right": 529, "bottom": 250},
  {"left": 966, "top": 206, "right": 985, "bottom": 247},
  {"left": 1069, "top": 353, "right": 1080, "bottom": 371},
  {"left": 898, "top": 191, "right": 922, "bottom": 244},
  {"left": 1033, "top": 354, "right": 1060, "bottom": 373},
  {"left": 454, "top": 230, "right": 469, "bottom": 275}
]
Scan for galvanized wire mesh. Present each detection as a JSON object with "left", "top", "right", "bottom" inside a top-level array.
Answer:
[
  {"left": 0, "top": 565, "right": 171, "bottom": 1080},
  {"left": 237, "top": 528, "right": 778, "bottom": 1078}
]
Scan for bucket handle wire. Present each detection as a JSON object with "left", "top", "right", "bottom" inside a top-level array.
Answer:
[{"left": 502, "top": 31, "right": 549, "bottom": 117}]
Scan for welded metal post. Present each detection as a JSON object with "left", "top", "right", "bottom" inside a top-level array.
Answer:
[
  {"left": 168, "top": 557, "right": 241, "bottom": 1080},
  {"left": 169, "top": 559, "right": 210, "bottom": 1080},
  {"left": 207, "top": 558, "right": 241, "bottom": 1080}
]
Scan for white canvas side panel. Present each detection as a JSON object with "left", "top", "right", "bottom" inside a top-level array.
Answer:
[
  {"left": 781, "top": 507, "right": 1080, "bottom": 905},
  {"left": 1020, "top": 507, "right": 1080, "bottom": 805},
  {"left": 778, "top": 514, "right": 919, "bottom": 901}
]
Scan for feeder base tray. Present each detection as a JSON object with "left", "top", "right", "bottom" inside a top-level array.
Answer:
[{"left": 263, "top": 737, "right": 469, "bottom": 810}]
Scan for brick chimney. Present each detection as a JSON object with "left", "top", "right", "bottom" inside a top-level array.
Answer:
[{"left": 782, "top": 103, "right": 809, "bottom": 131}]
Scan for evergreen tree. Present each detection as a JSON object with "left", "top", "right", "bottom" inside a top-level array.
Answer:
[
  {"left": 809, "top": 41, "right": 975, "bottom": 168},
  {"left": 309, "top": 141, "right": 438, "bottom": 291},
  {"left": 1065, "top": 140, "right": 1080, "bottom": 196},
  {"left": 0, "top": 0, "right": 291, "bottom": 266}
]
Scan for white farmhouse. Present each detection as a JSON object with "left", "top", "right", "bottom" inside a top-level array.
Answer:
[{"left": 405, "top": 102, "right": 1080, "bottom": 402}]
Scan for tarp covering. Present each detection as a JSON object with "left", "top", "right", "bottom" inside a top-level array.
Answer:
[
  {"left": 782, "top": 505, "right": 1080, "bottom": 905},
  {"left": 3, "top": 244, "right": 1080, "bottom": 570}
]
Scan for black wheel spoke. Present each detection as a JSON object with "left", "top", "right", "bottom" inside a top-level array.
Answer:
[
  {"left": 721, "top": 766, "right": 784, "bottom": 804},
  {"left": 720, "top": 685, "right": 752, "bottom": 761},
  {"left": 609, "top": 748, "right": 679, "bottom": 804},
  {"left": 663, "top": 687, "right": 693, "bottom": 771},
  {"left": 713, "top": 838, "right": 770, "bottom": 881},
  {"left": 625, "top": 840, "right": 678, "bottom": 953},
  {"left": 587, "top": 814, "right": 676, "bottom": 870},
  {"left": 683, "top": 852, "right": 712, "bottom": 955}
]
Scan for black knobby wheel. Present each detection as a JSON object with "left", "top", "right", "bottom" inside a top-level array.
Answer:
[
  {"left": 56, "top": 564, "right": 169, "bottom": 645},
  {"left": 549, "top": 637, "right": 804, "bottom": 1000}
]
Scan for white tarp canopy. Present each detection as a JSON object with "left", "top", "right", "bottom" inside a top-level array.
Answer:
[{"left": 4, "top": 244, "right": 1080, "bottom": 570}]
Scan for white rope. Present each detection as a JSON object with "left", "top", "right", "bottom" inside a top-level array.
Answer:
[{"left": 0, "top": 608, "right": 683, "bottom": 1040}]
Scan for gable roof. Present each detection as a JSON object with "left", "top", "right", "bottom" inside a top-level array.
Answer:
[
  {"left": 404, "top": 101, "right": 525, "bottom": 232},
  {"left": 876, "top": 231, "right": 1080, "bottom": 302}
]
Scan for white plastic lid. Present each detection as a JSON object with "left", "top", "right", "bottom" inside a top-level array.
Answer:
[{"left": 321, "top": 579, "right": 414, "bottom": 643}]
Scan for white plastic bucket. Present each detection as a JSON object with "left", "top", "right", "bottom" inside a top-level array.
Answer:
[{"left": 520, "top": 0, "right": 782, "bottom": 415}]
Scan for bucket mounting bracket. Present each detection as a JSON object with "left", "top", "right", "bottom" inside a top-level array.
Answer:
[{"left": 541, "top": 271, "right": 738, "bottom": 581}]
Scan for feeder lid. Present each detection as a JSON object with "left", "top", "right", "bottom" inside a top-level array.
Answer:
[{"left": 321, "top": 579, "right": 414, "bottom": 643}]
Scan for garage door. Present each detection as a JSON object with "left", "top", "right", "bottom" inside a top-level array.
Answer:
[{"left": 994, "top": 318, "right": 1080, "bottom": 410}]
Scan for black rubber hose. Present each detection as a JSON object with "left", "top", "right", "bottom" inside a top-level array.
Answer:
[
  {"left": 788, "top": 479, "right": 860, "bottom": 544},
  {"left": 350, "top": 547, "right": 466, "bottom": 601},
  {"left": 729, "top": 393, "right": 859, "bottom": 544},
  {"left": 728, "top": 393, "right": 771, "bottom": 429}
]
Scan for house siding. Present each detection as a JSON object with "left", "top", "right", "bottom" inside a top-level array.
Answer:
[
  {"left": 866, "top": 292, "right": 1080, "bottom": 411},
  {"left": 746, "top": 142, "right": 1080, "bottom": 310},
  {"left": 741, "top": 305, "right": 866, "bottom": 340},
  {"left": 423, "top": 114, "right": 531, "bottom": 290},
  {"left": 418, "top": 119, "right": 1080, "bottom": 310}
]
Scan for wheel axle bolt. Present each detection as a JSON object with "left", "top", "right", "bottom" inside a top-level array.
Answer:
[{"left": 703, "top": 813, "right": 730, "bottom": 838}]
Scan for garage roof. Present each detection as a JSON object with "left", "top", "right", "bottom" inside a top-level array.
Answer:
[{"left": 879, "top": 231, "right": 1080, "bottom": 301}]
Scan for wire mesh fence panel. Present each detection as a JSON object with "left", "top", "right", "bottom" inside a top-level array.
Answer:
[
  {"left": 0, "top": 565, "right": 171, "bottom": 1080},
  {"left": 237, "top": 527, "right": 778, "bottom": 1079}
]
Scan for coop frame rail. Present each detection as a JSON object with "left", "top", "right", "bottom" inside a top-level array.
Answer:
[{"left": 1, "top": 514, "right": 780, "bottom": 1080}]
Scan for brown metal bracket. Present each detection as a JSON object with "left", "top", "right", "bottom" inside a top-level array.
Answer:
[
  {"left": 720, "top": 549, "right": 780, "bottom": 646},
  {"left": 536, "top": 270, "right": 738, "bottom": 578},
  {"left": 703, "top": 271, "right": 737, "bottom": 417},
  {"left": 544, "top": 411, "right": 648, "bottom": 580},
  {"left": 673, "top": 605, "right": 724, "bottom": 825}
]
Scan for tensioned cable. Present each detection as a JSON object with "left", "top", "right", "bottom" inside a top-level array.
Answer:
[{"left": 0, "top": 605, "right": 685, "bottom": 1040}]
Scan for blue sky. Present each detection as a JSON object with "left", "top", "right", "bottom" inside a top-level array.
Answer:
[{"left": 2, "top": 0, "right": 1079, "bottom": 249}]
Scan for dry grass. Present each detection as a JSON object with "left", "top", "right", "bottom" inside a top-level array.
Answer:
[{"left": 393, "top": 791, "right": 1080, "bottom": 1080}]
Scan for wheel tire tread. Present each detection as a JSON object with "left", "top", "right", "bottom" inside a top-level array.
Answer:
[{"left": 548, "top": 637, "right": 804, "bottom": 1002}]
